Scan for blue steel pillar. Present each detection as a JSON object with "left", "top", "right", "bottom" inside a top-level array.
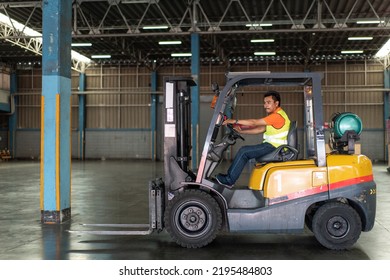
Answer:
[
  {"left": 41, "top": 0, "right": 72, "bottom": 224},
  {"left": 384, "top": 69, "right": 390, "bottom": 162},
  {"left": 385, "top": 69, "right": 390, "bottom": 121},
  {"left": 191, "top": 33, "right": 200, "bottom": 169},
  {"left": 151, "top": 71, "right": 157, "bottom": 160},
  {"left": 8, "top": 71, "right": 17, "bottom": 158},
  {"left": 78, "top": 73, "right": 86, "bottom": 160}
]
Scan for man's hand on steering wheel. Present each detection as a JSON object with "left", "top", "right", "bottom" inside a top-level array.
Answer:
[{"left": 226, "top": 123, "right": 245, "bottom": 141}]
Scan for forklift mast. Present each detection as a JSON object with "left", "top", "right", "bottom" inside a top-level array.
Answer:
[{"left": 163, "top": 77, "right": 197, "bottom": 192}]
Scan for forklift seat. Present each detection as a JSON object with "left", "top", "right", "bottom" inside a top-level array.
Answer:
[{"left": 256, "top": 121, "right": 299, "bottom": 163}]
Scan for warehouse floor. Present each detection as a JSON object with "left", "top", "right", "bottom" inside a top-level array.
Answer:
[{"left": 0, "top": 159, "right": 389, "bottom": 260}]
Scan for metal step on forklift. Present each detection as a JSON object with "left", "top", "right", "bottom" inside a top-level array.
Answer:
[{"left": 72, "top": 72, "right": 376, "bottom": 250}]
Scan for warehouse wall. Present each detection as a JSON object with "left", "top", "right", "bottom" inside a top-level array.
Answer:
[
  {"left": 0, "top": 129, "right": 7, "bottom": 151},
  {"left": 10, "top": 59, "right": 387, "bottom": 162},
  {"left": 85, "top": 130, "right": 151, "bottom": 159},
  {"left": 0, "top": 69, "right": 10, "bottom": 156},
  {"left": 14, "top": 130, "right": 40, "bottom": 159}
]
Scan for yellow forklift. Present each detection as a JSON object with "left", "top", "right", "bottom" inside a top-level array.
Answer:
[
  {"left": 159, "top": 72, "right": 376, "bottom": 250},
  {"left": 74, "top": 72, "right": 376, "bottom": 250}
]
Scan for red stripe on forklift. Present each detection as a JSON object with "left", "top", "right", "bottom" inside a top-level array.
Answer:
[
  {"left": 329, "top": 175, "right": 374, "bottom": 190},
  {"left": 269, "top": 185, "right": 327, "bottom": 205},
  {"left": 269, "top": 174, "right": 373, "bottom": 205},
  {"left": 286, "top": 185, "right": 328, "bottom": 200}
]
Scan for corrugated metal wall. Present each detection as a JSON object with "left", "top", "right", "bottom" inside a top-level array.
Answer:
[
  {"left": 11, "top": 59, "right": 387, "bottom": 161},
  {"left": 84, "top": 66, "right": 151, "bottom": 129},
  {"left": 16, "top": 94, "right": 41, "bottom": 129},
  {"left": 85, "top": 93, "right": 151, "bottom": 129},
  {"left": 0, "top": 130, "right": 7, "bottom": 151},
  {"left": 0, "top": 70, "right": 10, "bottom": 151}
]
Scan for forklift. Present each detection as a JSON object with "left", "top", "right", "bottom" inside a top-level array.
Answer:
[{"left": 74, "top": 72, "right": 376, "bottom": 250}]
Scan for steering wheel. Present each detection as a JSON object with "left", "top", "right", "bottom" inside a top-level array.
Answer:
[{"left": 226, "top": 123, "right": 245, "bottom": 141}]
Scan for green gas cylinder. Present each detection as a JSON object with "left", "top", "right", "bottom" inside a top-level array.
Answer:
[{"left": 331, "top": 112, "right": 363, "bottom": 138}]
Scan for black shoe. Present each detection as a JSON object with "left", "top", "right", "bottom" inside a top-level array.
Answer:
[{"left": 215, "top": 174, "right": 234, "bottom": 189}]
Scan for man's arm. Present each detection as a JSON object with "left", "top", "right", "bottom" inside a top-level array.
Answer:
[
  {"left": 238, "top": 125, "right": 266, "bottom": 134},
  {"left": 223, "top": 118, "right": 267, "bottom": 135},
  {"left": 223, "top": 118, "right": 267, "bottom": 127}
]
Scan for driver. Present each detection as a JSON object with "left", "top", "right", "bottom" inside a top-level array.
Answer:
[{"left": 215, "top": 90, "right": 290, "bottom": 188}]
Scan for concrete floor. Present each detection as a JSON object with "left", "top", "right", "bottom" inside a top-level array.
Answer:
[{"left": 0, "top": 159, "right": 389, "bottom": 260}]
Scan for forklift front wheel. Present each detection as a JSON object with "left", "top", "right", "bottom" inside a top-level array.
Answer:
[
  {"left": 312, "top": 202, "right": 362, "bottom": 250},
  {"left": 164, "top": 189, "right": 222, "bottom": 248}
]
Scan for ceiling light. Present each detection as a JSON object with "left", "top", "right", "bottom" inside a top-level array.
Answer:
[
  {"left": 122, "top": 0, "right": 150, "bottom": 3},
  {"left": 348, "top": 37, "right": 373, "bottom": 41},
  {"left": 341, "top": 50, "right": 363, "bottom": 54},
  {"left": 159, "top": 41, "right": 182, "bottom": 45},
  {"left": 171, "top": 53, "right": 192, "bottom": 57},
  {"left": 91, "top": 55, "right": 111, "bottom": 59},
  {"left": 246, "top": 23, "right": 273, "bottom": 27},
  {"left": 71, "top": 43, "right": 92, "bottom": 47},
  {"left": 375, "top": 38, "right": 390, "bottom": 58},
  {"left": 8, "top": 3, "right": 38, "bottom": 8},
  {"left": 254, "top": 52, "right": 276, "bottom": 55},
  {"left": 143, "top": 25, "right": 168, "bottom": 30},
  {"left": 251, "top": 39, "right": 275, "bottom": 43},
  {"left": 356, "top": 20, "right": 384, "bottom": 24}
]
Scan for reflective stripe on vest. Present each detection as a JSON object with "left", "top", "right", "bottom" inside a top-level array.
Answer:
[{"left": 263, "top": 109, "right": 290, "bottom": 148}]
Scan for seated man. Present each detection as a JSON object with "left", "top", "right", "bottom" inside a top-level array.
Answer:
[{"left": 216, "top": 90, "right": 290, "bottom": 188}]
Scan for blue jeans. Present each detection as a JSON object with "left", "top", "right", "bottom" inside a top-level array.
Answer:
[{"left": 225, "top": 142, "right": 275, "bottom": 184}]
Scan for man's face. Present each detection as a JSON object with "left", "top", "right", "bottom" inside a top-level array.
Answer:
[{"left": 263, "top": 95, "right": 279, "bottom": 114}]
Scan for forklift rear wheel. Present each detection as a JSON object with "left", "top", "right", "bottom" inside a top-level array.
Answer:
[
  {"left": 164, "top": 189, "right": 222, "bottom": 248},
  {"left": 312, "top": 202, "right": 362, "bottom": 250},
  {"left": 305, "top": 214, "right": 314, "bottom": 232}
]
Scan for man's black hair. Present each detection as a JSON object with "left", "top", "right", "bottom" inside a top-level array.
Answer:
[{"left": 264, "top": 90, "right": 281, "bottom": 106}]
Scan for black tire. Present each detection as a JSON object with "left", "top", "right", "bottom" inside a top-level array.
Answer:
[
  {"left": 305, "top": 213, "right": 314, "bottom": 232},
  {"left": 312, "top": 202, "right": 362, "bottom": 250},
  {"left": 305, "top": 204, "right": 318, "bottom": 232},
  {"left": 164, "top": 189, "right": 222, "bottom": 248}
]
